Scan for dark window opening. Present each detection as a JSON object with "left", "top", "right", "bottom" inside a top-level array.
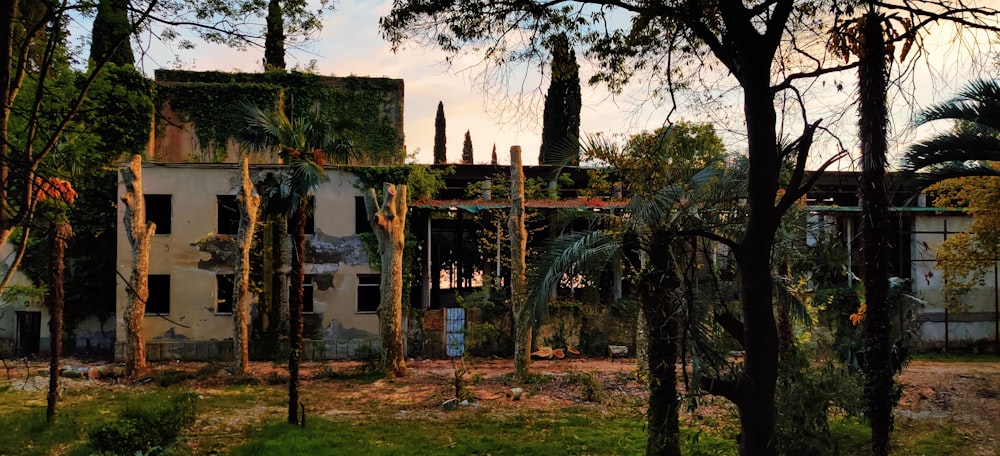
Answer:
[
  {"left": 145, "top": 194, "right": 172, "bottom": 235},
  {"left": 358, "top": 274, "right": 380, "bottom": 313},
  {"left": 356, "top": 196, "right": 373, "bottom": 234},
  {"left": 216, "top": 274, "right": 234, "bottom": 314},
  {"left": 217, "top": 195, "right": 240, "bottom": 235},
  {"left": 147, "top": 274, "right": 170, "bottom": 314}
]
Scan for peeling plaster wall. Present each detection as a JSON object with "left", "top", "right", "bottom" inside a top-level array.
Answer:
[{"left": 116, "top": 163, "right": 380, "bottom": 360}]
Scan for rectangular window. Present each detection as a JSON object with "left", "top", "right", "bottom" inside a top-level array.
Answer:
[
  {"left": 355, "top": 196, "right": 373, "bottom": 234},
  {"left": 217, "top": 195, "right": 240, "bottom": 235},
  {"left": 357, "top": 274, "right": 380, "bottom": 313},
  {"left": 144, "top": 194, "right": 172, "bottom": 235},
  {"left": 288, "top": 275, "right": 315, "bottom": 313},
  {"left": 216, "top": 274, "right": 234, "bottom": 314},
  {"left": 146, "top": 274, "right": 170, "bottom": 314},
  {"left": 287, "top": 196, "right": 315, "bottom": 235}
]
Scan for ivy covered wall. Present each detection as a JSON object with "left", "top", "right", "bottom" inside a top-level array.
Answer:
[{"left": 153, "top": 70, "right": 405, "bottom": 165}]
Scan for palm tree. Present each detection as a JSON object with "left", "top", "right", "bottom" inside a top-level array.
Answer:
[
  {"left": 901, "top": 79, "right": 1000, "bottom": 187},
  {"left": 236, "top": 102, "right": 351, "bottom": 425},
  {"left": 527, "top": 127, "right": 737, "bottom": 456},
  {"left": 854, "top": 6, "right": 894, "bottom": 455}
]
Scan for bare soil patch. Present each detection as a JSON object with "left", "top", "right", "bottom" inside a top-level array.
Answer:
[{"left": 896, "top": 360, "right": 1000, "bottom": 455}]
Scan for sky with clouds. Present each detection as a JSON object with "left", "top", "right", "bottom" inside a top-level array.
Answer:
[{"left": 119, "top": 0, "right": 997, "bottom": 168}]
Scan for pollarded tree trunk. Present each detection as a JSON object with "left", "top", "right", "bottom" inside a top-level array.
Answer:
[
  {"left": 46, "top": 221, "right": 71, "bottom": 424},
  {"left": 287, "top": 198, "right": 306, "bottom": 425},
  {"left": 233, "top": 156, "right": 260, "bottom": 374},
  {"left": 121, "top": 154, "right": 155, "bottom": 377},
  {"left": 858, "top": 7, "right": 894, "bottom": 456},
  {"left": 365, "top": 183, "right": 408, "bottom": 378},
  {"left": 509, "top": 146, "right": 530, "bottom": 380}
]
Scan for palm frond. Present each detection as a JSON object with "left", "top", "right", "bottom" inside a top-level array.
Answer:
[
  {"left": 902, "top": 130, "right": 1000, "bottom": 172},
  {"left": 917, "top": 79, "right": 1000, "bottom": 131},
  {"left": 903, "top": 163, "right": 1000, "bottom": 192},
  {"left": 526, "top": 230, "right": 621, "bottom": 324},
  {"left": 234, "top": 101, "right": 286, "bottom": 153}
]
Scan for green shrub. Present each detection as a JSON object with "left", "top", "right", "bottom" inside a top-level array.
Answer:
[
  {"left": 773, "top": 350, "right": 864, "bottom": 456},
  {"left": 194, "top": 362, "right": 226, "bottom": 380},
  {"left": 262, "top": 371, "right": 289, "bottom": 385},
  {"left": 149, "top": 368, "right": 192, "bottom": 387},
  {"left": 89, "top": 391, "right": 198, "bottom": 455},
  {"left": 568, "top": 372, "right": 603, "bottom": 402}
]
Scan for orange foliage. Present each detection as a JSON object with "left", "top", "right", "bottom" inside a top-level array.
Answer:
[{"left": 34, "top": 176, "right": 77, "bottom": 204}]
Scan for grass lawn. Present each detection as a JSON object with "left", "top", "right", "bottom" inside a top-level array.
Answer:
[{"left": 0, "top": 358, "right": 995, "bottom": 455}]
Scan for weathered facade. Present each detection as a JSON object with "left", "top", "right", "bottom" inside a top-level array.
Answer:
[
  {"left": 114, "top": 163, "right": 381, "bottom": 361},
  {"left": 807, "top": 172, "right": 998, "bottom": 351},
  {"left": 106, "top": 70, "right": 404, "bottom": 361},
  {"left": 0, "top": 244, "right": 115, "bottom": 358}
]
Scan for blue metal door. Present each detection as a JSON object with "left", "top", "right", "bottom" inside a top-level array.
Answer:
[{"left": 445, "top": 307, "right": 465, "bottom": 357}]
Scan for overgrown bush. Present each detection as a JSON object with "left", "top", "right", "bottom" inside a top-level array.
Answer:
[
  {"left": 89, "top": 391, "right": 198, "bottom": 455},
  {"left": 149, "top": 368, "right": 192, "bottom": 387},
  {"left": 774, "top": 350, "right": 864, "bottom": 456},
  {"left": 567, "top": 372, "right": 603, "bottom": 402},
  {"left": 262, "top": 371, "right": 289, "bottom": 385},
  {"left": 458, "top": 291, "right": 513, "bottom": 357}
]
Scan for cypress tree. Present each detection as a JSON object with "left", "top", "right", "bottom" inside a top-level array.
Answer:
[
  {"left": 263, "top": 0, "right": 286, "bottom": 70},
  {"left": 434, "top": 101, "right": 447, "bottom": 164},
  {"left": 539, "top": 34, "right": 581, "bottom": 165},
  {"left": 90, "top": 0, "right": 134, "bottom": 66},
  {"left": 491, "top": 144, "right": 498, "bottom": 165},
  {"left": 462, "top": 130, "right": 473, "bottom": 163}
]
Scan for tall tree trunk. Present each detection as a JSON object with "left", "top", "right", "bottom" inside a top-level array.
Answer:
[
  {"left": 509, "top": 146, "right": 530, "bottom": 380},
  {"left": 736, "top": 64, "right": 782, "bottom": 456},
  {"left": 364, "top": 183, "right": 408, "bottom": 378},
  {"left": 46, "top": 221, "right": 71, "bottom": 424},
  {"left": 641, "top": 232, "right": 682, "bottom": 456},
  {"left": 858, "top": 7, "right": 893, "bottom": 456},
  {"left": 0, "top": 0, "right": 25, "bottom": 294},
  {"left": 121, "top": 154, "right": 154, "bottom": 377},
  {"left": 0, "top": 0, "right": 15, "bottom": 255},
  {"left": 233, "top": 156, "right": 260, "bottom": 374},
  {"left": 287, "top": 198, "right": 305, "bottom": 425}
]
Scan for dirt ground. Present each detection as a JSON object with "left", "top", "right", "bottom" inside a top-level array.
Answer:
[
  {"left": 5, "top": 357, "right": 1000, "bottom": 454},
  {"left": 895, "top": 361, "right": 1000, "bottom": 455}
]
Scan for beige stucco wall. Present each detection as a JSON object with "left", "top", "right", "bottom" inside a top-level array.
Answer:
[{"left": 115, "top": 162, "right": 379, "bottom": 359}]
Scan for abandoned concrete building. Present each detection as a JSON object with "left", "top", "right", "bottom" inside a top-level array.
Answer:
[{"left": 4, "top": 69, "right": 999, "bottom": 360}]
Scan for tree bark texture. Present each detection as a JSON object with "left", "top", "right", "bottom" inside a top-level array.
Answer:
[
  {"left": 233, "top": 156, "right": 260, "bottom": 374},
  {"left": 46, "top": 222, "right": 71, "bottom": 424},
  {"left": 509, "top": 146, "right": 531, "bottom": 380},
  {"left": 640, "top": 233, "right": 682, "bottom": 456},
  {"left": 121, "top": 154, "right": 154, "bottom": 377},
  {"left": 365, "top": 183, "right": 408, "bottom": 378},
  {"left": 0, "top": 0, "right": 16, "bottom": 256},
  {"left": 858, "top": 9, "right": 894, "bottom": 456},
  {"left": 287, "top": 199, "right": 306, "bottom": 425},
  {"left": 735, "top": 60, "right": 781, "bottom": 456}
]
